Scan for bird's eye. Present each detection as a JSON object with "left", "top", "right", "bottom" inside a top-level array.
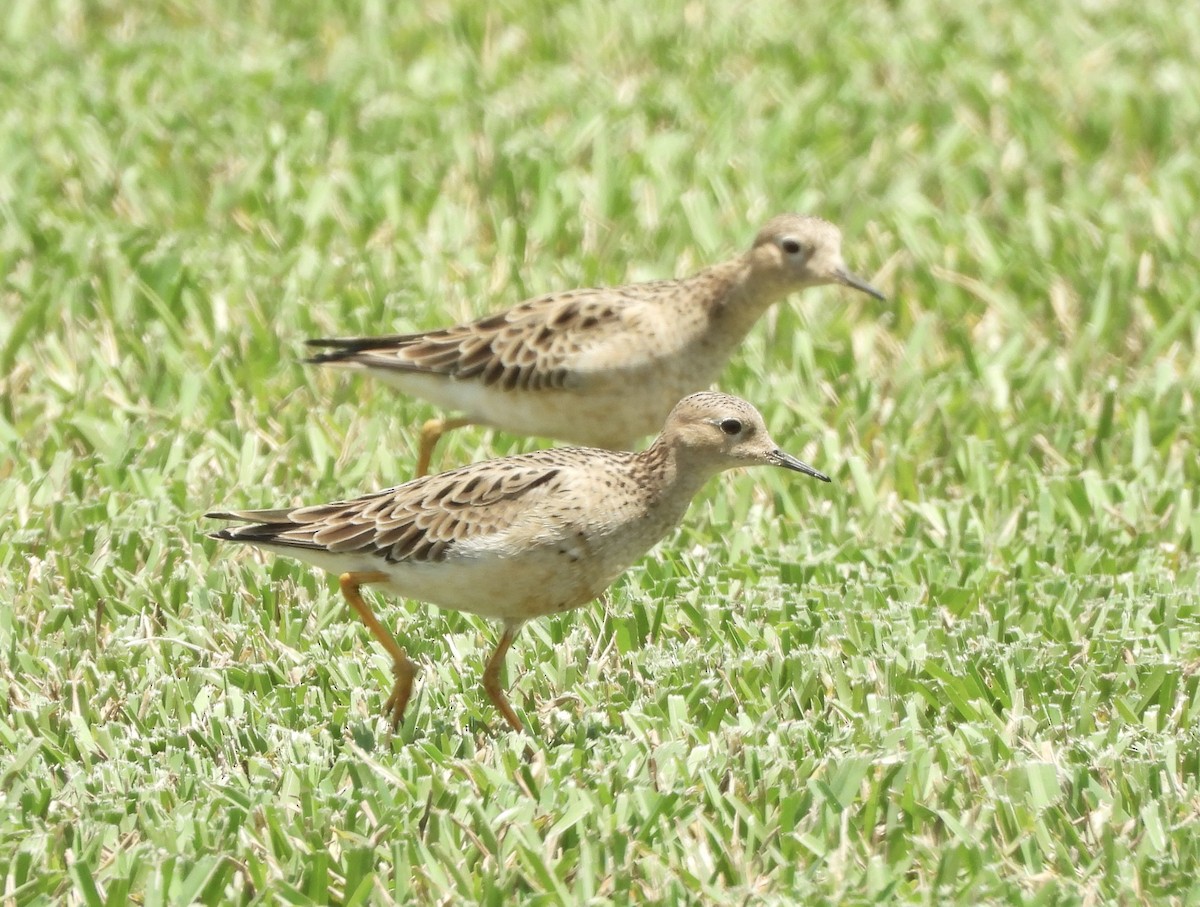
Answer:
[
  {"left": 781, "top": 238, "right": 803, "bottom": 255},
  {"left": 719, "top": 418, "right": 743, "bottom": 436}
]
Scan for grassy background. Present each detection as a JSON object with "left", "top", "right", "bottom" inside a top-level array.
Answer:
[{"left": 3, "top": 0, "right": 1199, "bottom": 902}]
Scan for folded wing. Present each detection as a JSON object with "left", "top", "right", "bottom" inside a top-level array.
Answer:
[
  {"left": 305, "top": 290, "right": 630, "bottom": 392},
  {"left": 207, "top": 462, "right": 562, "bottom": 564}
]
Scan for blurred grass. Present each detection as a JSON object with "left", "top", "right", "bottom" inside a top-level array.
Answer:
[{"left": 3, "top": 0, "right": 1200, "bottom": 902}]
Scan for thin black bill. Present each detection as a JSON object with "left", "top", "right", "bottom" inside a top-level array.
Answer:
[
  {"left": 768, "top": 450, "right": 831, "bottom": 483},
  {"left": 836, "top": 268, "right": 886, "bottom": 302}
]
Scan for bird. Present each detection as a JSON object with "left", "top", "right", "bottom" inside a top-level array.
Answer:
[
  {"left": 306, "top": 213, "right": 883, "bottom": 476},
  {"left": 206, "top": 392, "right": 831, "bottom": 733}
]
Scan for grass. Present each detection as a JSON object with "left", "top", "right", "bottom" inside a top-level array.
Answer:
[{"left": 3, "top": 0, "right": 1199, "bottom": 902}]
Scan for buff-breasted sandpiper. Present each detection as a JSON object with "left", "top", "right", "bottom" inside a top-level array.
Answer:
[
  {"left": 306, "top": 214, "right": 883, "bottom": 475},
  {"left": 206, "top": 392, "right": 830, "bottom": 732}
]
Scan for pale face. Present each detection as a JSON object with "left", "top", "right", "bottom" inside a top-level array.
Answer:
[
  {"left": 664, "top": 392, "right": 830, "bottom": 481},
  {"left": 749, "top": 213, "right": 885, "bottom": 300}
]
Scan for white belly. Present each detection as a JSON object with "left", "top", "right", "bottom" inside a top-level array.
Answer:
[
  {"left": 369, "top": 364, "right": 718, "bottom": 449},
  {"left": 273, "top": 532, "right": 629, "bottom": 623}
]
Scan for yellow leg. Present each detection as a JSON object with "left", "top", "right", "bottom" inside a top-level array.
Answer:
[
  {"left": 482, "top": 623, "right": 524, "bottom": 732},
  {"left": 339, "top": 572, "right": 417, "bottom": 729},
  {"left": 415, "top": 417, "right": 472, "bottom": 477}
]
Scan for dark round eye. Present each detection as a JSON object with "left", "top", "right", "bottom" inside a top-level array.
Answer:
[
  {"left": 781, "top": 238, "right": 802, "bottom": 255},
  {"left": 719, "top": 418, "right": 743, "bottom": 436}
]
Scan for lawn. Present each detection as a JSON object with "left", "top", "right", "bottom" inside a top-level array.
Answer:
[{"left": 3, "top": 0, "right": 1199, "bottom": 902}]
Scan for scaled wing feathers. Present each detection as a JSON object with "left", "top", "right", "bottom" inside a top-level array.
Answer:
[
  {"left": 306, "top": 291, "right": 627, "bottom": 391},
  {"left": 207, "top": 462, "right": 561, "bottom": 563}
]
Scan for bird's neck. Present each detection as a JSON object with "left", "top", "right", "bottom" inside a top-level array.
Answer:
[
  {"left": 631, "top": 438, "right": 720, "bottom": 519},
  {"left": 688, "top": 256, "right": 792, "bottom": 347}
]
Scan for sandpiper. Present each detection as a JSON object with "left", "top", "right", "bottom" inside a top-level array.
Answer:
[
  {"left": 307, "top": 214, "right": 883, "bottom": 475},
  {"left": 206, "top": 392, "right": 830, "bottom": 732}
]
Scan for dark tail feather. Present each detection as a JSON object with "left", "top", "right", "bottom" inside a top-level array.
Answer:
[
  {"left": 205, "top": 508, "right": 297, "bottom": 523},
  {"left": 206, "top": 521, "right": 325, "bottom": 552},
  {"left": 206, "top": 509, "right": 303, "bottom": 544},
  {"left": 304, "top": 334, "right": 417, "bottom": 364}
]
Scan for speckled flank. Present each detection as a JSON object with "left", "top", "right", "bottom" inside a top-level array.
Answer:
[{"left": 306, "top": 214, "right": 883, "bottom": 460}]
